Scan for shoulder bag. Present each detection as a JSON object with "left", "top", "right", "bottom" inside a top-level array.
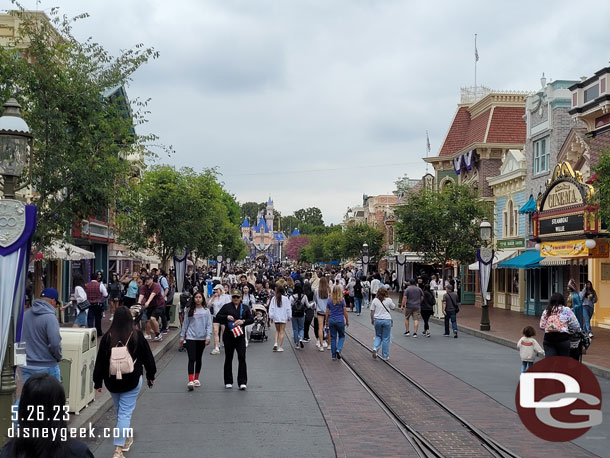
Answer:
[
  {"left": 377, "top": 299, "right": 393, "bottom": 326},
  {"left": 445, "top": 293, "right": 459, "bottom": 313}
]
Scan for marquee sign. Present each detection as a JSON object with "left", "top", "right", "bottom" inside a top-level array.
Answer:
[
  {"left": 541, "top": 181, "right": 583, "bottom": 211},
  {"left": 539, "top": 213, "right": 585, "bottom": 237}
]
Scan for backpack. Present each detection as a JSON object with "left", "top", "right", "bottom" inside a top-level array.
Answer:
[
  {"left": 292, "top": 294, "right": 306, "bottom": 317},
  {"left": 109, "top": 333, "right": 136, "bottom": 380}
]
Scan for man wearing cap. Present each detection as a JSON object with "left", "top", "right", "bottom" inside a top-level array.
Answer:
[
  {"left": 215, "top": 289, "right": 254, "bottom": 390},
  {"left": 19, "top": 288, "right": 63, "bottom": 383},
  {"left": 138, "top": 275, "right": 166, "bottom": 341}
]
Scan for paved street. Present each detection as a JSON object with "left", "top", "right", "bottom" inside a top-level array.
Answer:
[{"left": 88, "top": 311, "right": 609, "bottom": 457}]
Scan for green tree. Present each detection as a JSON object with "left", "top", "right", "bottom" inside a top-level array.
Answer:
[
  {"left": 0, "top": 8, "right": 160, "bottom": 250},
  {"left": 394, "top": 183, "right": 490, "bottom": 273},
  {"left": 342, "top": 224, "right": 384, "bottom": 260},
  {"left": 593, "top": 153, "right": 610, "bottom": 225},
  {"left": 324, "top": 231, "right": 345, "bottom": 262},
  {"left": 294, "top": 207, "right": 324, "bottom": 227},
  {"left": 281, "top": 215, "right": 300, "bottom": 234},
  {"left": 240, "top": 202, "right": 263, "bottom": 224}
]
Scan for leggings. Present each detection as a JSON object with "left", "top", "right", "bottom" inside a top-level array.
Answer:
[
  {"left": 421, "top": 310, "right": 433, "bottom": 332},
  {"left": 185, "top": 339, "right": 206, "bottom": 375}
]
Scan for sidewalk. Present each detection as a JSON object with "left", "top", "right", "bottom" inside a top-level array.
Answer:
[{"left": 387, "top": 292, "right": 610, "bottom": 378}]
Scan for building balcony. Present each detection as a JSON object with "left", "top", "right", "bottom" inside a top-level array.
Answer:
[{"left": 569, "top": 67, "right": 610, "bottom": 132}]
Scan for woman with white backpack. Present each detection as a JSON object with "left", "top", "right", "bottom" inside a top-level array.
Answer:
[{"left": 93, "top": 306, "right": 157, "bottom": 458}]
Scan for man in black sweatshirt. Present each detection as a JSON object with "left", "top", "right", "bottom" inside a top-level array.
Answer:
[{"left": 216, "top": 289, "right": 254, "bottom": 390}]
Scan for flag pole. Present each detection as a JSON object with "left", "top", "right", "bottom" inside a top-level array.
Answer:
[
  {"left": 425, "top": 130, "right": 430, "bottom": 174},
  {"left": 474, "top": 33, "right": 478, "bottom": 93}
]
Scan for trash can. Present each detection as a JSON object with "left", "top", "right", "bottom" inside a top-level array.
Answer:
[
  {"left": 434, "top": 291, "right": 446, "bottom": 319},
  {"left": 59, "top": 328, "right": 96, "bottom": 413}
]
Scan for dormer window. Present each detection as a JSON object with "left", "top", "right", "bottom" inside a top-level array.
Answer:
[{"left": 584, "top": 83, "right": 599, "bottom": 103}]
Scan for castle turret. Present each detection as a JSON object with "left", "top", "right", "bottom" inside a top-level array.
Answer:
[{"left": 265, "top": 197, "right": 274, "bottom": 232}]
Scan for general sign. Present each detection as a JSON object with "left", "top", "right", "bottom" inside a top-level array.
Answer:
[
  {"left": 497, "top": 239, "right": 526, "bottom": 249},
  {"left": 539, "top": 213, "right": 584, "bottom": 237},
  {"left": 540, "top": 239, "right": 609, "bottom": 258},
  {"left": 541, "top": 181, "right": 583, "bottom": 211}
]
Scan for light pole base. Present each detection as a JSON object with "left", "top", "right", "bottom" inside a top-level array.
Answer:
[{"left": 480, "top": 304, "right": 490, "bottom": 331}]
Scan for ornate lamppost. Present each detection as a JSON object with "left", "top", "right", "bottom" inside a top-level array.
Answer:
[
  {"left": 216, "top": 243, "right": 223, "bottom": 278},
  {"left": 478, "top": 219, "right": 494, "bottom": 331},
  {"left": 0, "top": 98, "right": 36, "bottom": 439}
]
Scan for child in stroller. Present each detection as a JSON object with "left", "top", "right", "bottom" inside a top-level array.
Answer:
[{"left": 248, "top": 304, "right": 268, "bottom": 343}]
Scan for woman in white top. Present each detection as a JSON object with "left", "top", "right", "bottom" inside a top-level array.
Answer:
[
  {"left": 209, "top": 284, "right": 231, "bottom": 355},
  {"left": 269, "top": 285, "right": 291, "bottom": 352},
  {"left": 370, "top": 287, "right": 396, "bottom": 360},
  {"left": 313, "top": 277, "right": 331, "bottom": 351},
  {"left": 71, "top": 274, "right": 88, "bottom": 328}
]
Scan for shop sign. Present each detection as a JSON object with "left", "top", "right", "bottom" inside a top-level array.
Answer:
[
  {"left": 497, "top": 239, "right": 526, "bottom": 249},
  {"left": 541, "top": 181, "right": 583, "bottom": 211},
  {"left": 540, "top": 239, "right": 609, "bottom": 258},
  {"left": 539, "top": 213, "right": 584, "bottom": 237}
]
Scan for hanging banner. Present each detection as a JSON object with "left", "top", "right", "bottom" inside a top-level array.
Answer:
[
  {"left": 395, "top": 254, "right": 406, "bottom": 291},
  {"left": 478, "top": 247, "right": 494, "bottom": 305},
  {"left": 173, "top": 248, "right": 188, "bottom": 293},
  {"left": 453, "top": 155, "right": 463, "bottom": 175},
  {"left": 464, "top": 150, "right": 474, "bottom": 170},
  {"left": 0, "top": 200, "right": 37, "bottom": 370}
]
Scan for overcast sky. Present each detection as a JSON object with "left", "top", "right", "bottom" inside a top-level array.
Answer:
[{"left": 16, "top": 0, "right": 610, "bottom": 223}]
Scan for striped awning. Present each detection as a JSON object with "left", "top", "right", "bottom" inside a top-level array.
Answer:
[{"left": 539, "top": 257, "right": 588, "bottom": 266}]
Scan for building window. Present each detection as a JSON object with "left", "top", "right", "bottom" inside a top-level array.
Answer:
[
  {"left": 579, "top": 264, "right": 588, "bottom": 290},
  {"left": 584, "top": 84, "right": 599, "bottom": 103},
  {"left": 533, "top": 137, "right": 549, "bottom": 174}
]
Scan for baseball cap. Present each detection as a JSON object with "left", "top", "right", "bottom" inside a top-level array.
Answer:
[
  {"left": 231, "top": 289, "right": 242, "bottom": 297},
  {"left": 41, "top": 288, "right": 59, "bottom": 301},
  {"left": 213, "top": 284, "right": 224, "bottom": 291}
]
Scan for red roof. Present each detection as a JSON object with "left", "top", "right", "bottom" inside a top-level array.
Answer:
[
  {"left": 485, "top": 107, "right": 526, "bottom": 144},
  {"left": 438, "top": 105, "right": 525, "bottom": 157},
  {"left": 588, "top": 129, "right": 610, "bottom": 168}
]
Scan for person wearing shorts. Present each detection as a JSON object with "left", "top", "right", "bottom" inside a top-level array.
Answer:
[{"left": 401, "top": 279, "right": 423, "bottom": 337}]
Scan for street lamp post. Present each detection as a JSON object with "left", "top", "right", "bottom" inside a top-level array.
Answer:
[
  {"left": 361, "top": 242, "right": 369, "bottom": 277},
  {"left": 478, "top": 219, "right": 493, "bottom": 331},
  {"left": 216, "top": 243, "right": 223, "bottom": 278},
  {"left": 0, "top": 97, "right": 34, "bottom": 439}
]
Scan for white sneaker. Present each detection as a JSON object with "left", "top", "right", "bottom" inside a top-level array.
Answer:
[
  {"left": 322, "top": 342, "right": 328, "bottom": 348},
  {"left": 193, "top": 380, "right": 201, "bottom": 387},
  {"left": 225, "top": 384, "right": 232, "bottom": 389},
  {"left": 153, "top": 335, "right": 163, "bottom": 342},
  {"left": 144, "top": 334, "right": 152, "bottom": 340},
  {"left": 239, "top": 384, "right": 247, "bottom": 390},
  {"left": 277, "top": 347, "right": 284, "bottom": 352},
  {"left": 187, "top": 381, "right": 194, "bottom": 391},
  {"left": 316, "top": 342, "right": 321, "bottom": 348},
  {"left": 319, "top": 346, "right": 325, "bottom": 352},
  {"left": 211, "top": 348, "right": 220, "bottom": 355}
]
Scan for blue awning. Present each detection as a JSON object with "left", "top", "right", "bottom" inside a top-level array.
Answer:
[
  {"left": 519, "top": 196, "right": 537, "bottom": 214},
  {"left": 497, "top": 250, "right": 541, "bottom": 269}
]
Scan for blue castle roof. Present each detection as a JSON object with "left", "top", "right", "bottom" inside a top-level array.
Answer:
[
  {"left": 241, "top": 217, "right": 250, "bottom": 228},
  {"left": 291, "top": 228, "right": 300, "bottom": 236},
  {"left": 255, "top": 218, "right": 271, "bottom": 233}
]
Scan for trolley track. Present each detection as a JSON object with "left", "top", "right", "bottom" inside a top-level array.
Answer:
[{"left": 342, "top": 330, "right": 521, "bottom": 458}]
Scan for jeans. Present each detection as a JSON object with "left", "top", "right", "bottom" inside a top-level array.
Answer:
[
  {"left": 109, "top": 377, "right": 142, "bottom": 447},
  {"left": 20, "top": 365, "right": 61, "bottom": 384},
  {"left": 87, "top": 302, "right": 104, "bottom": 336},
  {"left": 373, "top": 319, "right": 392, "bottom": 358},
  {"left": 354, "top": 297, "right": 362, "bottom": 314},
  {"left": 328, "top": 320, "right": 345, "bottom": 358},
  {"left": 444, "top": 311, "right": 457, "bottom": 334},
  {"left": 292, "top": 316, "right": 305, "bottom": 345},
  {"left": 583, "top": 306, "right": 593, "bottom": 334},
  {"left": 521, "top": 361, "right": 534, "bottom": 373}
]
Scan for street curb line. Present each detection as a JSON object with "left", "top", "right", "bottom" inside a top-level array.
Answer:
[
  {"left": 430, "top": 317, "right": 610, "bottom": 380},
  {"left": 69, "top": 331, "right": 180, "bottom": 430}
]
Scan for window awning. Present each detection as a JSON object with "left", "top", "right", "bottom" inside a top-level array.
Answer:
[
  {"left": 468, "top": 250, "right": 518, "bottom": 271},
  {"left": 497, "top": 250, "right": 542, "bottom": 269},
  {"left": 37, "top": 242, "right": 96, "bottom": 261},
  {"left": 519, "top": 196, "right": 537, "bottom": 214},
  {"left": 540, "top": 257, "right": 588, "bottom": 266}
]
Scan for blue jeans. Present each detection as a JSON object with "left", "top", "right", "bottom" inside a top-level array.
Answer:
[
  {"left": 328, "top": 320, "right": 345, "bottom": 358},
  {"left": 15, "top": 365, "right": 61, "bottom": 425},
  {"left": 292, "top": 316, "right": 305, "bottom": 345},
  {"left": 521, "top": 361, "right": 534, "bottom": 373},
  {"left": 373, "top": 319, "right": 392, "bottom": 358},
  {"left": 583, "top": 306, "right": 593, "bottom": 334},
  {"left": 444, "top": 311, "right": 457, "bottom": 334},
  {"left": 109, "top": 377, "right": 142, "bottom": 447},
  {"left": 354, "top": 297, "right": 362, "bottom": 314}
]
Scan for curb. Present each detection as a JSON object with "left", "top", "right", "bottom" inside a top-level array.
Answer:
[
  {"left": 430, "top": 317, "right": 610, "bottom": 380},
  {"left": 69, "top": 331, "right": 181, "bottom": 430}
]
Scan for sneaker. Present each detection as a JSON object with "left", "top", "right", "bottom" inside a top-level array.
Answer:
[
  {"left": 225, "top": 384, "right": 232, "bottom": 389},
  {"left": 153, "top": 335, "right": 163, "bottom": 342},
  {"left": 109, "top": 316, "right": 114, "bottom": 321},
  {"left": 239, "top": 384, "right": 247, "bottom": 390},
  {"left": 443, "top": 334, "right": 450, "bottom": 337},
  {"left": 454, "top": 330, "right": 458, "bottom": 338},
  {"left": 103, "top": 312, "right": 106, "bottom": 318},
  {"left": 322, "top": 342, "right": 328, "bottom": 348},
  {"left": 357, "top": 313, "right": 360, "bottom": 316},
  {"left": 412, "top": 333, "right": 418, "bottom": 338},
  {"left": 589, "top": 332, "right": 594, "bottom": 338},
  {"left": 332, "top": 357, "right": 337, "bottom": 361},
  {"left": 277, "top": 347, "right": 284, "bottom": 352},
  {"left": 316, "top": 342, "right": 321, "bottom": 348},
  {"left": 273, "top": 344, "right": 278, "bottom": 352},
  {"left": 380, "top": 356, "right": 389, "bottom": 361},
  {"left": 144, "top": 334, "right": 152, "bottom": 340},
  {"left": 122, "top": 437, "right": 133, "bottom": 452},
  {"left": 404, "top": 331, "right": 410, "bottom": 336},
  {"left": 336, "top": 351, "right": 342, "bottom": 360},
  {"left": 187, "top": 381, "right": 194, "bottom": 391},
  {"left": 319, "top": 346, "right": 325, "bottom": 352},
  {"left": 161, "top": 329, "right": 169, "bottom": 334},
  {"left": 426, "top": 332, "right": 431, "bottom": 338},
  {"left": 302, "top": 338, "right": 310, "bottom": 342},
  {"left": 299, "top": 340, "right": 304, "bottom": 349},
  {"left": 372, "top": 349, "right": 377, "bottom": 359},
  {"left": 193, "top": 380, "right": 201, "bottom": 387},
  {"left": 211, "top": 348, "right": 220, "bottom": 355}
]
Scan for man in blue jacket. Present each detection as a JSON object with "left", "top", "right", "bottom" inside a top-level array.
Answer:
[{"left": 20, "top": 288, "right": 63, "bottom": 383}]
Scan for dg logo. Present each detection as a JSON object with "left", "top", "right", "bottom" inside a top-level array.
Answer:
[{"left": 516, "top": 356, "right": 603, "bottom": 441}]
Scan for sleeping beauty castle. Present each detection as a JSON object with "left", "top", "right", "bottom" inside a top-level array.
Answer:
[{"left": 240, "top": 197, "right": 300, "bottom": 265}]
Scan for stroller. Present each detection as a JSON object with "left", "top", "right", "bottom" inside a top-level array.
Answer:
[{"left": 249, "top": 304, "right": 268, "bottom": 342}]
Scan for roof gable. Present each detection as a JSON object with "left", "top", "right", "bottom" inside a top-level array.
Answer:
[
  {"left": 500, "top": 149, "right": 525, "bottom": 174},
  {"left": 439, "top": 106, "right": 470, "bottom": 156}
]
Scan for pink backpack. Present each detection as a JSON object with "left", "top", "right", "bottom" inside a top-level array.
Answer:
[{"left": 110, "top": 333, "right": 136, "bottom": 380}]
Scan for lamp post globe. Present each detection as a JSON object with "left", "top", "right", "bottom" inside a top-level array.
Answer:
[{"left": 479, "top": 219, "right": 492, "bottom": 242}]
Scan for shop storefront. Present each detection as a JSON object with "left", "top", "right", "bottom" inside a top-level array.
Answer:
[{"left": 533, "top": 162, "right": 609, "bottom": 325}]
